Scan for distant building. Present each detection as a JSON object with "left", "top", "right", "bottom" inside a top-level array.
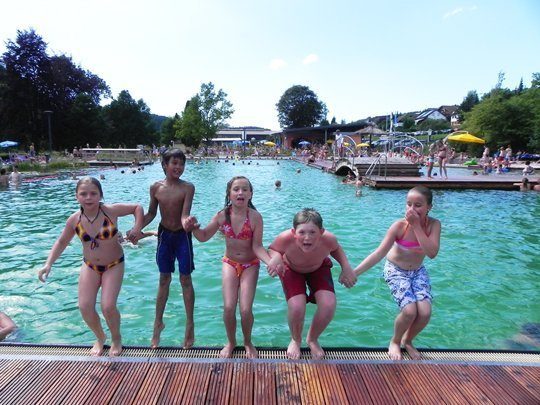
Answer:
[
  {"left": 414, "top": 105, "right": 459, "bottom": 126},
  {"left": 212, "top": 126, "right": 276, "bottom": 144}
]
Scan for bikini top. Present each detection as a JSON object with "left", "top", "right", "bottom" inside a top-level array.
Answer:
[
  {"left": 75, "top": 206, "right": 118, "bottom": 250},
  {"left": 220, "top": 207, "right": 253, "bottom": 240},
  {"left": 395, "top": 221, "right": 430, "bottom": 250}
]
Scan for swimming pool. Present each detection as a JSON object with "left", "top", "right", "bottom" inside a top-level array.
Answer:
[{"left": 1, "top": 160, "right": 539, "bottom": 350}]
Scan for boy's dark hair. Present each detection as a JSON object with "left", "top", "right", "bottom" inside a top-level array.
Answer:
[
  {"left": 293, "top": 208, "right": 323, "bottom": 229},
  {"left": 409, "top": 185, "right": 433, "bottom": 205},
  {"left": 0, "top": 168, "right": 6, "bottom": 175},
  {"left": 161, "top": 149, "right": 186, "bottom": 174}
]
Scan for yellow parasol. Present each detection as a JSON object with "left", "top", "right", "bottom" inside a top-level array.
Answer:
[
  {"left": 447, "top": 131, "right": 485, "bottom": 144},
  {"left": 356, "top": 142, "right": 370, "bottom": 148},
  {"left": 264, "top": 141, "right": 276, "bottom": 146}
]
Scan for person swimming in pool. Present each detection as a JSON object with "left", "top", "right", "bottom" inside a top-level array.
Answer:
[
  {"left": 184, "top": 176, "right": 277, "bottom": 359},
  {"left": 353, "top": 186, "right": 441, "bottom": 361},
  {"left": 38, "top": 176, "right": 143, "bottom": 357}
]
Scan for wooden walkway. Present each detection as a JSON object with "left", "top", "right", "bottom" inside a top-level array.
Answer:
[
  {"left": 363, "top": 175, "right": 538, "bottom": 190},
  {"left": 1, "top": 347, "right": 539, "bottom": 404}
]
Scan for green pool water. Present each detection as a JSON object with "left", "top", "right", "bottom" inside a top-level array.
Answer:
[{"left": 1, "top": 160, "right": 539, "bottom": 350}]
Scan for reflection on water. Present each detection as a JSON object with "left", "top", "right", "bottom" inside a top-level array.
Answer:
[{"left": 0, "top": 160, "right": 539, "bottom": 350}]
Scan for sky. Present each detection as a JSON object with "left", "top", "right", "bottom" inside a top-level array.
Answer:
[{"left": 1, "top": 0, "right": 539, "bottom": 130}]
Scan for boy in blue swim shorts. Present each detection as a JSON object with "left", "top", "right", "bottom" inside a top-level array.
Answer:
[{"left": 139, "top": 149, "right": 196, "bottom": 349}]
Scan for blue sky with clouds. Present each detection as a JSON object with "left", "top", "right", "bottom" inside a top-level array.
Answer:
[{"left": 1, "top": 0, "right": 539, "bottom": 130}]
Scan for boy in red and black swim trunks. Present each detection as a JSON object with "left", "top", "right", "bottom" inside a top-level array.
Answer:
[{"left": 268, "top": 208, "right": 357, "bottom": 360}]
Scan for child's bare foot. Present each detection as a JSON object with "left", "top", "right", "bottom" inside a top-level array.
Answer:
[
  {"left": 307, "top": 338, "right": 325, "bottom": 360},
  {"left": 151, "top": 322, "right": 165, "bottom": 349},
  {"left": 244, "top": 342, "right": 258, "bottom": 359},
  {"left": 90, "top": 338, "right": 105, "bottom": 356},
  {"left": 220, "top": 342, "right": 236, "bottom": 358},
  {"left": 402, "top": 340, "right": 421, "bottom": 360},
  {"left": 109, "top": 338, "right": 123, "bottom": 357},
  {"left": 287, "top": 339, "right": 301, "bottom": 360},
  {"left": 388, "top": 341, "right": 403, "bottom": 360},
  {"left": 183, "top": 321, "right": 194, "bottom": 349}
]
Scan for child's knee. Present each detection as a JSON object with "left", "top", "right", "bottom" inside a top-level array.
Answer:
[
  {"left": 400, "top": 303, "right": 418, "bottom": 320},
  {"left": 159, "top": 273, "right": 172, "bottom": 286},
  {"left": 179, "top": 274, "right": 193, "bottom": 288},
  {"left": 101, "top": 302, "right": 118, "bottom": 318}
]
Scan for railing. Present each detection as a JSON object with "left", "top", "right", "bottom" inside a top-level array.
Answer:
[{"left": 365, "top": 153, "right": 388, "bottom": 179}]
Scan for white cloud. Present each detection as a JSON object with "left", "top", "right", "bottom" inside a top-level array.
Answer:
[
  {"left": 443, "top": 7, "right": 463, "bottom": 19},
  {"left": 302, "top": 53, "right": 319, "bottom": 65},
  {"left": 443, "top": 5, "right": 477, "bottom": 19},
  {"left": 269, "top": 58, "right": 287, "bottom": 70}
]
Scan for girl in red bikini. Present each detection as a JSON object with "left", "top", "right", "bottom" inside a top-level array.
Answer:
[
  {"left": 38, "top": 177, "right": 143, "bottom": 357},
  {"left": 185, "top": 176, "right": 274, "bottom": 358},
  {"left": 353, "top": 186, "right": 441, "bottom": 361}
]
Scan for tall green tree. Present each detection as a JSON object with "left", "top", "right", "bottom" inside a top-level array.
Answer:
[
  {"left": 63, "top": 93, "right": 106, "bottom": 148},
  {"left": 176, "top": 96, "right": 205, "bottom": 147},
  {"left": 460, "top": 90, "right": 479, "bottom": 113},
  {"left": 276, "top": 85, "right": 328, "bottom": 128},
  {"left": 197, "top": 82, "right": 234, "bottom": 143},
  {"left": 102, "top": 90, "right": 157, "bottom": 147}
]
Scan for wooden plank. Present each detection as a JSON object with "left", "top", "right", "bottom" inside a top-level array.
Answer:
[
  {"left": 0, "top": 360, "right": 48, "bottom": 404},
  {"left": 441, "top": 365, "right": 493, "bottom": 403},
  {"left": 483, "top": 365, "right": 539, "bottom": 404},
  {"left": 60, "top": 362, "right": 112, "bottom": 404},
  {"left": 157, "top": 362, "right": 193, "bottom": 405},
  {"left": 36, "top": 361, "right": 92, "bottom": 404},
  {"left": 397, "top": 364, "right": 446, "bottom": 404},
  {"left": 13, "top": 361, "right": 74, "bottom": 405},
  {"left": 180, "top": 362, "right": 212, "bottom": 404},
  {"left": 337, "top": 364, "right": 374, "bottom": 404},
  {"left": 296, "top": 363, "right": 324, "bottom": 404},
  {"left": 109, "top": 362, "right": 150, "bottom": 404},
  {"left": 275, "top": 363, "right": 301, "bottom": 405},
  {"left": 503, "top": 366, "right": 540, "bottom": 400},
  {"left": 378, "top": 363, "right": 422, "bottom": 405},
  {"left": 132, "top": 362, "right": 172, "bottom": 404},
  {"left": 205, "top": 362, "right": 233, "bottom": 404},
  {"left": 355, "top": 364, "right": 397, "bottom": 404},
  {"left": 254, "top": 363, "right": 276, "bottom": 405},
  {"left": 315, "top": 364, "right": 349, "bottom": 404},
  {"left": 0, "top": 359, "right": 30, "bottom": 391},
  {"left": 230, "top": 362, "right": 254, "bottom": 405},
  {"left": 83, "top": 362, "right": 131, "bottom": 405},
  {"left": 416, "top": 364, "right": 470, "bottom": 405},
  {"left": 465, "top": 365, "right": 518, "bottom": 404}
]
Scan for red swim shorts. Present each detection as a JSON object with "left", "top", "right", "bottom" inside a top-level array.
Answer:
[{"left": 279, "top": 257, "right": 334, "bottom": 303}]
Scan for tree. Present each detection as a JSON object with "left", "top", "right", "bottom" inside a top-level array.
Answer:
[
  {"left": 176, "top": 96, "right": 206, "bottom": 147},
  {"left": 160, "top": 114, "right": 180, "bottom": 145},
  {"left": 63, "top": 93, "right": 106, "bottom": 148},
  {"left": 460, "top": 90, "right": 479, "bottom": 113},
  {"left": 102, "top": 90, "right": 157, "bottom": 147},
  {"left": 197, "top": 82, "right": 234, "bottom": 143},
  {"left": 276, "top": 85, "right": 328, "bottom": 128},
  {"left": 0, "top": 29, "right": 110, "bottom": 150}
]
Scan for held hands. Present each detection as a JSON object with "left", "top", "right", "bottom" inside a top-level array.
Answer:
[
  {"left": 126, "top": 228, "right": 143, "bottom": 244},
  {"left": 339, "top": 268, "right": 357, "bottom": 288},
  {"left": 38, "top": 265, "right": 51, "bottom": 283},
  {"left": 267, "top": 256, "right": 284, "bottom": 277},
  {"left": 183, "top": 216, "right": 200, "bottom": 232}
]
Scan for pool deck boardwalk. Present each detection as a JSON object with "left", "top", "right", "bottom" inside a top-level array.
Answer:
[
  {"left": 296, "top": 157, "right": 538, "bottom": 190},
  {"left": 0, "top": 345, "right": 539, "bottom": 404}
]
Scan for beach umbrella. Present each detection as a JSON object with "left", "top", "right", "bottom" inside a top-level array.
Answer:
[
  {"left": 264, "top": 141, "right": 276, "bottom": 147},
  {"left": 353, "top": 125, "right": 387, "bottom": 145},
  {"left": 0, "top": 140, "right": 18, "bottom": 148},
  {"left": 447, "top": 131, "right": 485, "bottom": 144},
  {"left": 356, "top": 142, "right": 370, "bottom": 148}
]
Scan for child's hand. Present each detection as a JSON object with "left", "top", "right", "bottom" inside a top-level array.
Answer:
[
  {"left": 405, "top": 208, "right": 421, "bottom": 227},
  {"left": 267, "top": 256, "right": 284, "bottom": 277},
  {"left": 183, "top": 216, "right": 200, "bottom": 232},
  {"left": 38, "top": 265, "right": 51, "bottom": 283},
  {"left": 126, "top": 229, "right": 143, "bottom": 244},
  {"left": 339, "top": 269, "right": 357, "bottom": 288}
]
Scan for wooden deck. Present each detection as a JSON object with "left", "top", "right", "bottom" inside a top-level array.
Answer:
[
  {"left": 0, "top": 346, "right": 539, "bottom": 404},
  {"left": 364, "top": 175, "right": 538, "bottom": 190}
]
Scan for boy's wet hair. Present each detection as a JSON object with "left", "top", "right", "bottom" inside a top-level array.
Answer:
[
  {"left": 161, "top": 149, "right": 186, "bottom": 173},
  {"left": 293, "top": 208, "right": 323, "bottom": 229},
  {"left": 409, "top": 185, "right": 433, "bottom": 205},
  {"left": 76, "top": 176, "right": 104, "bottom": 198}
]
